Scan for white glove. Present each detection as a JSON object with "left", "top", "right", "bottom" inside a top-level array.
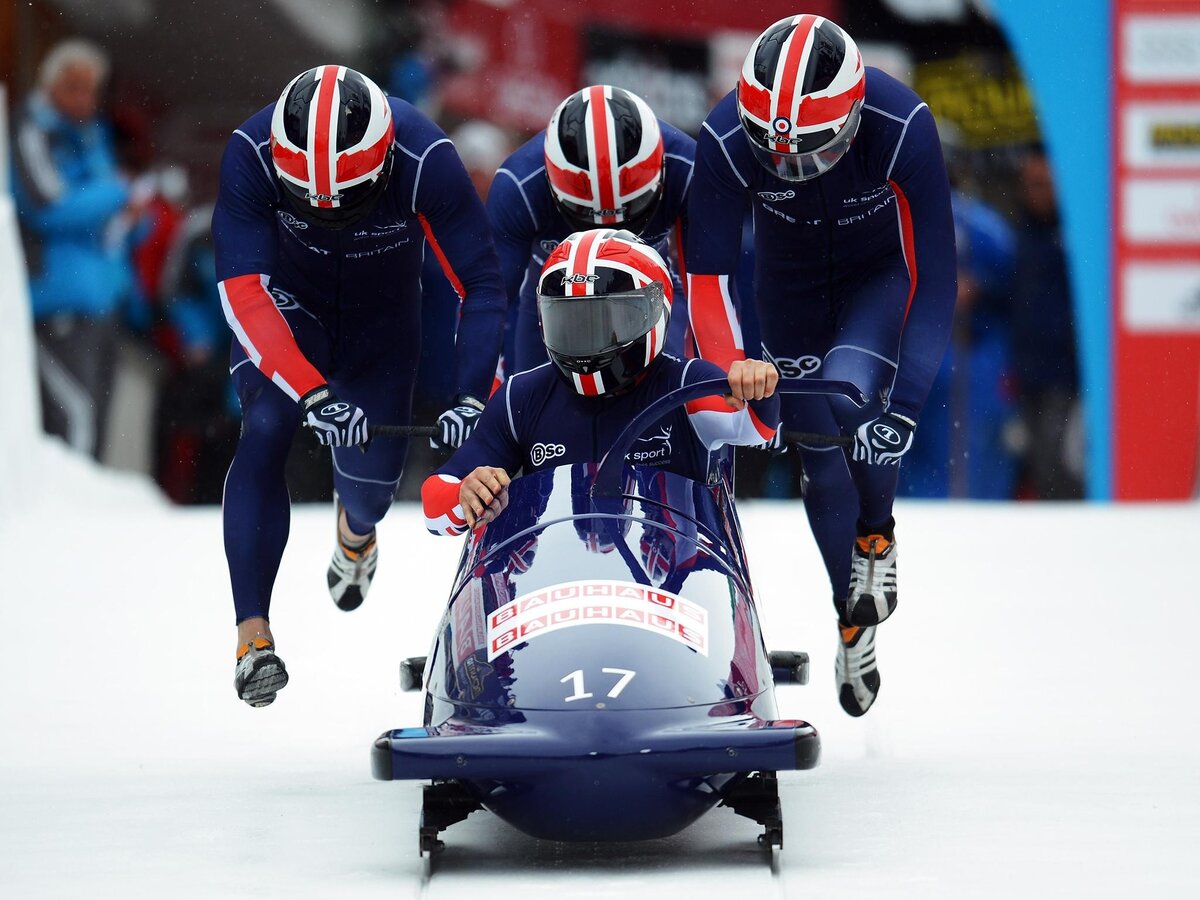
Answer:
[
  {"left": 852, "top": 413, "right": 916, "bottom": 465},
  {"left": 431, "top": 394, "right": 485, "bottom": 449},
  {"left": 302, "top": 386, "right": 369, "bottom": 448}
]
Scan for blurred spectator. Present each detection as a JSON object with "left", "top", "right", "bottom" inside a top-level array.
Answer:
[
  {"left": 900, "top": 192, "right": 1019, "bottom": 498},
  {"left": 1009, "top": 147, "right": 1084, "bottom": 499},
  {"left": 11, "top": 39, "right": 145, "bottom": 459},
  {"left": 153, "top": 203, "right": 239, "bottom": 503},
  {"left": 451, "top": 119, "right": 512, "bottom": 201}
]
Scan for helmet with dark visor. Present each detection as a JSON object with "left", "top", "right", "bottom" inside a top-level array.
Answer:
[
  {"left": 742, "top": 99, "right": 862, "bottom": 183},
  {"left": 538, "top": 281, "right": 666, "bottom": 365}
]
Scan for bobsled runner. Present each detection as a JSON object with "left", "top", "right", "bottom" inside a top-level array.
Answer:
[{"left": 373, "top": 378, "right": 866, "bottom": 856}]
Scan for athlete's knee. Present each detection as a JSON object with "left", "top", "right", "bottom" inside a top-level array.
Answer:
[
  {"left": 821, "top": 348, "right": 893, "bottom": 426},
  {"left": 238, "top": 385, "right": 301, "bottom": 439},
  {"left": 799, "top": 445, "right": 852, "bottom": 488},
  {"left": 338, "top": 482, "right": 396, "bottom": 530}
]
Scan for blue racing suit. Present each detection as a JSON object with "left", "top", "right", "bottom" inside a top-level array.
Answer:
[
  {"left": 487, "top": 122, "right": 695, "bottom": 372},
  {"left": 686, "top": 69, "right": 956, "bottom": 600},
  {"left": 212, "top": 98, "right": 506, "bottom": 622},
  {"left": 421, "top": 356, "right": 778, "bottom": 536}
]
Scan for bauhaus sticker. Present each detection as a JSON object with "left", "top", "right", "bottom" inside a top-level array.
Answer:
[{"left": 486, "top": 580, "right": 709, "bottom": 660}]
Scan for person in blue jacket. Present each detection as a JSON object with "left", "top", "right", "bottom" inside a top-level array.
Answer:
[
  {"left": 421, "top": 230, "right": 779, "bottom": 535},
  {"left": 685, "top": 16, "right": 957, "bottom": 716},
  {"left": 211, "top": 65, "right": 506, "bottom": 707},
  {"left": 12, "top": 40, "right": 139, "bottom": 459},
  {"left": 487, "top": 86, "right": 695, "bottom": 374}
]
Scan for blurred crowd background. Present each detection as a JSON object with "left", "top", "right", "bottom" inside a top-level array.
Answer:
[{"left": 1, "top": 0, "right": 1084, "bottom": 505}]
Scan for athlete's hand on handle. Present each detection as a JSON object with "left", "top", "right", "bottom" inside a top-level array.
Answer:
[
  {"left": 431, "top": 394, "right": 486, "bottom": 450},
  {"left": 460, "top": 466, "right": 511, "bottom": 528},
  {"left": 852, "top": 412, "right": 917, "bottom": 465},
  {"left": 302, "top": 386, "right": 369, "bottom": 448},
  {"left": 724, "top": 359, "right": 779, "bottom": 410}
]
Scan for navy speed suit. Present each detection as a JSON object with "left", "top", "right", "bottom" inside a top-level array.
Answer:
[
  {"left": 487, "top": 122, "right": 695, "bottom": 372},
  {"left": 686, "top": 69, "right": 956, "bottom": 600},
  {"left": 213, "top": 99, "right": 506, "bottom": 623},
  {"left": 421, "top": 357, "right": 779, "bottom": 536}
]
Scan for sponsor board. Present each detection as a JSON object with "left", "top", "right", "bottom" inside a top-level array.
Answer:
[
  {"left": 1122, "top": 103, "right": 1200, "bottom": 169},
  {"left": 1123, "top": 16, "right": 1200, "bottom": 84},
  {"left": 486, "top": 579, "right": 709, "bottom": 660},
  {"left": 1122, "top": 263, "right": 1200, "bottom": 332},
  {"left": 1122, "top": 179, "right": 1200, "bottom": 242}
]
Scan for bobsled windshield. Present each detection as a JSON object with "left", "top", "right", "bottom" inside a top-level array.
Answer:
[{"left": 424, "top": 464, "right": 774, "bottom": 715}]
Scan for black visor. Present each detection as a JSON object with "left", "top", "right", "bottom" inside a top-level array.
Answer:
[{"left": 538, "top": 283, "right": 665, "bottom": 358}]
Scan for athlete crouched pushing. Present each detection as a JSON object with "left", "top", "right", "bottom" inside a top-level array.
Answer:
[
  {"left": 421, "top": 229, "right": 780, "bottom": 534},
  {"left": 213, "top": 66, "right": 506, "bottom": 706}
]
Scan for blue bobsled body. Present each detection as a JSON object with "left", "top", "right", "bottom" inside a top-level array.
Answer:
[{"left": 373, "top": 454, "right": 820, "bottom": 844}]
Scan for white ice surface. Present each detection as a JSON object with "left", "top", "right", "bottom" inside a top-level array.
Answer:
[{"left": 2, "top": 461, "right": 1198, "bottom": 898}]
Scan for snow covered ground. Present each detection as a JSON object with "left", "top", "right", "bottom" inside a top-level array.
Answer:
[{"left": 2, "top": 447, "right": 1197, "bottom": 898}]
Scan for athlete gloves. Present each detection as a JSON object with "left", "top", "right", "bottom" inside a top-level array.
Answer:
[
  {"left": 431, "top": 394, "right": 485, "bottom": 450},
  {"left": 302, "top": 386, "right": 369, "bottom": 448},
  {"left": 853, "top": 412, "right": 916, "bottom": 465}
]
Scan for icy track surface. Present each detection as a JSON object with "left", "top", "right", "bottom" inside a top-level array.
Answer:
[{"left": 2, "top": 465, "right": 1198, "bottom": 898}]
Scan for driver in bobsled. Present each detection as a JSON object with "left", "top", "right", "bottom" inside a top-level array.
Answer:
[{"left": 420, "top": 228, "right": 780, "bottom": 535}]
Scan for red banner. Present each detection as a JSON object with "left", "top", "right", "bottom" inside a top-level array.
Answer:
[
  {"left": 440, "top": 1, "right": 839, "bottom": 133},
  {"left": 1113, "top": 0, "right": 1200, "bottom": 498}
]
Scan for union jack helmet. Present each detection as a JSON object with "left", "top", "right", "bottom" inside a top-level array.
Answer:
[
  {"left": 537, "top": 229, "right": 672, "bottom": 397},
  {"left": 270, "top": 65, "right": 395, "bottom": 228},
  {"left": 737, "top": 15, "right": 865, "bottom": 182},
  {"left": 544, "top": 86, "right": 665, "bottom": 235}
]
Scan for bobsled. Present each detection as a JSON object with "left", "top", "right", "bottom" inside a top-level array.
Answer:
[{"left": 373, "top": 378, "right": 866, "bottom": 855}]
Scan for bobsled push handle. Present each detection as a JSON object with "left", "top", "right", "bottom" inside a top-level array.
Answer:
[{"left": 593, "top": 377, "right": 869, "bottom": 496}]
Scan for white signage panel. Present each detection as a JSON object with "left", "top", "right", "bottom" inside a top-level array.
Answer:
[
  {"left": 1123, "top": 103, "right": 1200, "bottom": 169},
  {"left": 1122, "top": 262, "right": 1200, "bottom": 332},
  {"left": 1124, "top": 16, "right": 1200, "bottom": 83},
  {"left": 1122, "top": 179, "right": 1200, "bottom": 243}
]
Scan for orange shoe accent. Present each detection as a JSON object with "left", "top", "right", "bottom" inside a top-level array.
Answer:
[
  {"left": 338, "top": 534, "right": 376, "bottom": 561},
  {"left": 855, "top": 534, "right": 892, "bottom": 555},
  {"left": 840, "top": 625, "right": 861, "bottom": 644},
  {"left": 236, "top": 637, "right": 273, "bottom": 660}
]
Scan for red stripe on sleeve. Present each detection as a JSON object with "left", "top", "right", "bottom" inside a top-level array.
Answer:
[
  {"left": 418, "top": 213, "right": 465, "bottom": 300},
  {"left": 220, "top": 273, "right": 325, "bottom": 399},
  {"left": 684, "top": 396, "right": 776, "bottom": 440},
  {"left": 685, "top": 394, "right": 731, "bottom": 415},
  {"left": 747, "top": 405, "right": 777, "bottom": 440},
  {"left": 889, "top": 180, "right": 918, "bottom": 321},
  {"left": 688, "top": 274, "right": 744, "bottom": 371},
  {"left": 421, "top": 474, "right": 468, "bottom": 534}
]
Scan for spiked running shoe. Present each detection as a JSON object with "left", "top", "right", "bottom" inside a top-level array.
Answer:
[
  {"left": 328, "top": 522, "right": 378, "bottom": 612},
  {"left": 235, "top": 638, "right": 289, "bottom": 708},
  {"left": 842, "top": 527, "right": 898, "bottom": 626},
  {"left": 836, "top": 624, "right": 879, "bottom": 717}
]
